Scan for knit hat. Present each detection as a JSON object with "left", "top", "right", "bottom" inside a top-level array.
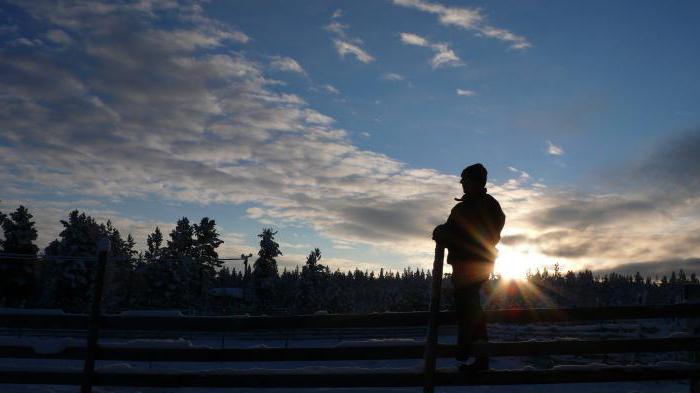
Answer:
[{"left": 460, "top": 163, "right": 487, "bottom": 187}]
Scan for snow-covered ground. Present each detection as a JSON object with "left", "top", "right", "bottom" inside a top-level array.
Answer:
[{"left": 0, "top": 317, "right": 697, "bottom": 393}]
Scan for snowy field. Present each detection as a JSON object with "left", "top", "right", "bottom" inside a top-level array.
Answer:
[{"left": 0, "top": 317, "right": 697, "bottom": 393}]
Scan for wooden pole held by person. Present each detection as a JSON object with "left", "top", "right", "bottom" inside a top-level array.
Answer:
[
  {"left": 423, "top": 243, "right": 445, "bottom": 393},
  {"left": 81, "top": 237, "right": 110, "bottom": 393}
]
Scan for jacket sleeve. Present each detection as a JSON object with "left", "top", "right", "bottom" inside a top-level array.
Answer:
[{"left": 440, "top": 204, "right": 466, "bottom": 249}]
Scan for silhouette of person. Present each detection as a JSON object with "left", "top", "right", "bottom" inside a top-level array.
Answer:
[{"left": 433, "top": 163, "right": 505, "bottom": 372}]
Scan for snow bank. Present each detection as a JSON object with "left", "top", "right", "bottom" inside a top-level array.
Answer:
[
  {"left": 117, "top": 310, "right": 184, "bottom": 317},
  {"left": 92, "top": 364, "right": 423, "bottom": 375},
  {"left": 101, "top": 338, "right": 212, "bottom": 349},
  {"left": 0, "top": 337, "right": 83, "bottom": 354},
  {"left": 552, "top": 361, "right": 700, "bottom": 371},
  {"left": 335, "top": 338, "right": 421, "bottom": 347},
  {"left": 0, "top": 308, "right": 66, "bottom": 315}
]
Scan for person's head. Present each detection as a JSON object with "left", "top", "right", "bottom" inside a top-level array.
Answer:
[{"left": 460, "top": 163, "right": 487, "bottom": 194}]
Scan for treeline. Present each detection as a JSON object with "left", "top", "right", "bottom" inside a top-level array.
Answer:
[{"left": 0, "top": 204, "right": 698, "bottom": 314}]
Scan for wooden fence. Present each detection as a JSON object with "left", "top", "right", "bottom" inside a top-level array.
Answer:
[
  {"left": 1, "top": 304, "right": 699, "bottom": 391},
  {"left": 0, "top": 243, "right": 698, "bottom": 391}
]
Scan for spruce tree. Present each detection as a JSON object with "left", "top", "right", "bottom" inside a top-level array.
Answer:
[
  {"left": 0, "top": 205, "right": 39, "bottom": 306},
  {"left": 1, "top": 206, "right": 39, "bottom": 255},
  {"left": 145, "top": 227, "right": 163, "bottom": 263},
  {"left": 194, "top": 217, "right": 224, "bottom": 271},
  {"left": 43, "top": 210, "right": 102, "bottom": 311},
  {"left": 295, "top": 248, "right": 326, "bottom": 314},
  {"left": 98, "top": 220, "right": 136, "bottom": 311},
  {"left": 167, "top": 217, "right": 195, "bottom": 258},
  {"left": 252, "top": 228, "right": 281, "bottom": 312},
  {"left": 193, "top": 217, "right": 223, "bottom": 308}
]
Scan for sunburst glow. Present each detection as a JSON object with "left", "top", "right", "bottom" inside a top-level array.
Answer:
[{"left": 493, "top": 246, "right": 557, "bottom": 280}]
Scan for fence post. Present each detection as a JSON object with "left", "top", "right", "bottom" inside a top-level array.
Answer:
[
  {"left": 423, "top": 243, "right": 445, "bottom": 393},
  {"left": 81, "top": 237, "right": 110, "bottom": 393}
]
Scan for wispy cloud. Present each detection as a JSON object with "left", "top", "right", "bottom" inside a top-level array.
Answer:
[
  {"left": 383, "top": 72, "right": 405, "bottom": 81},
  {"left": 393, "top": 0, "right": 531, "bottom": 50},
  {"left": 456, "top": 88, "right": 476, "bottom": 96},
  {"left": 322, "top": 84, "right": 340, "bottom": 94},
  {"left": 400, "top": 32, "right": 461, "bottom": 69},
  {"left": 325, "top": 11, "right": 374, "bottom": 63},
  {"left": 333, "top": 40, "right": 374, "bottom": 63},
  {"left": 46, "top": 29, "right": 72, "bottom": 45},
  {"left": 331, "top": 9, "right": 344, "bottom": 19},
  {"left": 270, "top": 56, "right": 306, "bottom": 75},
  {"left": 546, "top": 140, "right": 564, "bottom": 155}
]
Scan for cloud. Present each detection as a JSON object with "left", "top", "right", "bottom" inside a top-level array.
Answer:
[
  {"left": 383, "top": 73, "right": 405, "bottom": 81},
  {"left": 0, "top": 0, "right": 462, "bottom": 267},
  {"left": 393, "top": 0, "right": 531, "bottom": 50},
  {"left": 303, "top": 109, "right": 335, "bottom": 125},
  {"left": 46, "top": 29, "right": 72, "bottom": 45},
  {"left": 270, "top": 56, "right": 306, "bottom": 75},
  {"left": 333, "top": 40, "right": 374, "bottom": 63},
  {"left": 322, "top": 84, "right": 340, "bottom": 94},
  {"left": 400, "top": 32, "right": 429, "bottom": 47},
  {"left": 596, "top": 258, "right": 700, "bottom": 278},
  {"left": 631, "top": 129, "right": 700, "bottom": 195},
  {"left": 399, "top": 32, "right": 462, "bottom": 69},
  {"left": 3, "top": 0, "right": 698, "bottom": 276},
  {"left": 456, "top": 88, "right": 475, "bottom": 96},
  {"left": 515, "top": 129, "right": 700, "bottom": 268},
  {"left": 325, "top": 13, "right": 374, "bottom": 63},
  {"left": 546, "top": 140, "right": 564, "bottom": 155}
]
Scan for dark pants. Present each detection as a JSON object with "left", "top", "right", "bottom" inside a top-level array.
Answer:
[{"left": 451, "top": 263, "right": 488, "bottom": 361}]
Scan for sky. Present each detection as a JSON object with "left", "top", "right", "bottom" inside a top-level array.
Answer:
[{"left": 1, "top": 0, "right": 700, "bottom": 279}]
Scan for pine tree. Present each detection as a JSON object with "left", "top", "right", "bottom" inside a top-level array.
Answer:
[
  {"left": 0, "top": 205, "right": 39, "bottom": 306},
  {"left": 252, "top": 228, "right": 281, "bottom": 312},
  {"left": 145, "top": 227, "right": 163, "bottom": 263},
  {"left": 100, "top": 221, "right": 137, "bottom": 311},
  {"left": 42, "top": 210, "right": 102, "bottom": 311},
  {"left": 193, "top": 217, "right": 224, "bottom": 308},
  {"left": 167, "top": 217, "right": 195, "bottom": 258},
  {"left": 1, "top": 206, "right": 39, "bottom": 255},
  {"left": 194, "top": 217, "right": 224, "bottom": 271},
  {"left": 165, "top": 217, "right": 196, "bottom": 309},
  {"left": 295, "top": 248, "right": 326, "bottom": 314}
]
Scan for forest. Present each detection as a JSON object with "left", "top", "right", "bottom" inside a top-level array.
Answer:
[{"left": 1, "top": 204, "right": 698, "bottom": 315}]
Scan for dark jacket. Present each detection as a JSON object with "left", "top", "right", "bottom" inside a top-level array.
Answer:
[{"left": 441, "top": 190, "right": 505, "bottom": 269}]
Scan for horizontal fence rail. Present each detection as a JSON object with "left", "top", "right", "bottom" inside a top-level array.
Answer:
[
  {"left": 2, "top": 304, "right": 699, "bottom": 332},
  {"left": 0, "top": 367, "right": 698, "bottom": 388},
  {"left": 1, "top": 306, "right": 698, "bottom": 391},
  {"left": 1, "top": 337, "right": 699, "bottom": 361}
]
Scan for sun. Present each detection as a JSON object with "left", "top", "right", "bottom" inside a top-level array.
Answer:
[{"left": 493, "top": 246, "right": 552, "bottom": 280}]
